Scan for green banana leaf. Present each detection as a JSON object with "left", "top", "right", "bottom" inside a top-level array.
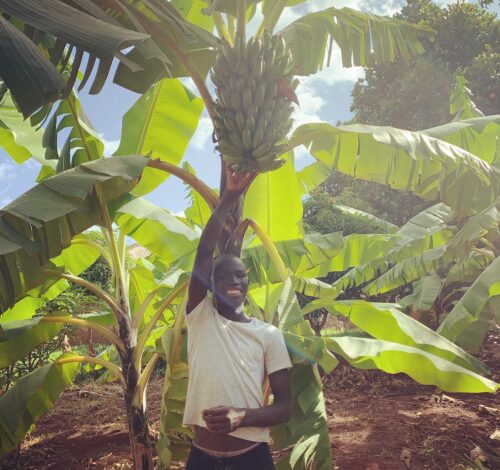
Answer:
[
  {"left": 272, "top": 364, "right": 331, "bottom": 470},
  {"left": 0, "top": 234, "right": 100, "bottom": 322},
  {"left": 0, "top": 357, "right": 79, "bottom": 458},
  {"left": 0, "top": 0, "right": 147, "bottom": 117},
  {"left": 332, "top": 204, "right": 399, "bottom": 233},
  {"left": 447, "top": 251, "right": 493, "bottom": 284},
  {"left": 182, "top": 162, "right": 213, "bottom": 229},
  {"left": 0, "top": 155, "right": 149, "bottom": 314},
  {"left": 325, "top": 336, "right": 497, "bottom": 393},
  {"left": 112, "top": 0, "right": 218, "bottom": 93},
  {"left": 0, "top": 90, "right": 45, "bottom": 164},
  {"left": 0, "top": 317, "right": 65, "bottom": 369},
  {"left": 305, "top": 299, "right": 486, "bottom": 374},
  {"left": 114, "top": 197, "right": 199, "bottom": 266},
  {"left": 330, "top": 204, "right": 456, "bottom": 294},
  {"left": 444, "top": 198, "right": 499, "bottom": 259},
  {"left": 437, "top": 256, "right": 500, "bottom": 348},
  {"left": 115, "top": 79, "right": 203, "bottom": 196},
  {"left": 281, "top": 6, "right": 433, "bottom": 75},
  {"left": 41, "top": 90, "right": 104, "bottom": 177},
  {"left": 290, "top": 123, "right": 500, "bottom": 215},
  {"left": 243, "top": 154, "right": 303, "bottom": 244},
  {"left": 423, "top": 115, "right": 500, "bottom": 167},
  {"left": 450, "top": 75, "right": 484, "bottom": 120},
  {"left": 172, "top": 0, "right": 215, "bottom": 31},
  {"left": 399, "top": 274, "right": 443, "bottom": 312},
  {"left": 297, "top": 161, "right": 331, "bottom": 195}
]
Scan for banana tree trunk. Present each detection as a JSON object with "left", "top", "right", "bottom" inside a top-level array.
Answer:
[
  {"left": 121, "top": 346, "right": 154, "bottom": 470},
  {"left": 117, "top": 308, "right": 154, "bottom": 470}
]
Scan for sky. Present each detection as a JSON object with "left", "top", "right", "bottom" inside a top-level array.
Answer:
[{"left": 0, "top": 0, "right": 496, "bottom": 213}]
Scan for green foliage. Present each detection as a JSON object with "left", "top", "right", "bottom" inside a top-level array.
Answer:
[{"left": 352, "top": 0, "right": 499, "bottom": 128}]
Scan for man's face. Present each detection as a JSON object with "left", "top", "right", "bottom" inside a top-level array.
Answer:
[{"left": 212, "top": 257, "right": 249, "bottom": 310}]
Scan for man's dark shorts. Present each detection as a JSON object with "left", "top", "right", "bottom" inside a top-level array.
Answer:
[{"left": 186, "top": 442, "right": 275, "bottom": 470}]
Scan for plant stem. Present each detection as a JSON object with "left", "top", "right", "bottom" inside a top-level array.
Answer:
[
  {"left": 132, "top": 288, "right": 161, "bottom": 330},
  {"left": 256, "top": 0, "right": 287, "bottom": 37},
  {"left": 134, "top": 281, "right": 189, "bottom": 370},
  {"left": 247, "top": 219, "right": 288, "bottom": 281},
  {"left": 40, "top": 316, "right": 123, "bottom": 352},
  {"left": 228, "top": 15, "right": 236, "bottom": 40},
  {"left": 147, "top": 159, "right": 219, "bottom": 209},
  {"left": 96, "top": 186, "right": 130, "bottom": 322},
  {"left": 43, "top": 270, "right": 121, "bottom": 317},
  {"left": 213, "top": 12, "right": 233, "bottom": 45},
  {"left": 54, "top": 355, "right": 125, "bottom": 387},
  {"left": 133, "top": 353, "right": 160, "bottom": 407},
  {"left": 237, "top": 0, "right": 246, "bottom": 41}
]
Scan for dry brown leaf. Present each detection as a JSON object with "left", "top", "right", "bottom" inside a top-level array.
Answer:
[{"left": 400, "top": 448, "right": 411, "bottom": 468}]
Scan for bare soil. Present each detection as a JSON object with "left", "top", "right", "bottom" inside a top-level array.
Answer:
[{"left": 1, "top": 337, "right": 499, "bottom": 470}]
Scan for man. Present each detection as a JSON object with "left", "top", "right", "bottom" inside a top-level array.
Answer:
[{"left": 182, "top": 170, "right": 293, "bottom": 470}]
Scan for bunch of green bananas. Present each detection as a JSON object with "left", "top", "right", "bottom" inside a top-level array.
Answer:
[{"left": 211, "top": 32, "right": 297, "bottom": 172}]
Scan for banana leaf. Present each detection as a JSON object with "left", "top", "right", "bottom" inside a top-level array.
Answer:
[
  {"left": 282, "top": 6, "right": 434, "bottom": 75},
  {"left": 114, "top": 78, "right": 203, "bottom": 196},
  {"left": 290, "top": 123, "right": 500, "bottom": 215},
  {"left": 0, "top": 155, "right": 149, "bottom": 314},
  {"left": 0, "top": 0, "right": 148, "bottom": 117},
  {"left": 437, "top": 256, "right": 500, "bottom": 348},
  {"left": 0, "top": 90, "right": 45, "bottom": 164},
  {"left": 305, "top": 299, "right": 486, "bottom": 374},
  {"left": 325, "top": 336, "right": 497, "bottom": 393},
  {"left": 0, "top": 357, "right": 79, "bottom": 458}
]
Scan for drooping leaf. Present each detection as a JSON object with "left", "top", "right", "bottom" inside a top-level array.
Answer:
[
  {"left": 332, "top": 204, "right": 398, "bottom": 233},
  {"left": 290, "top": 123, "right": 500, "bottom": 215},
  {"left": 305, "top": 299, "right": 486, "bottom": 374},
  {"left": 325, "top": 336, "right": 497, "bottom": 393},
  {"left": 282, "top": 7, "right": 434, "bottom": 75},
  {"left": 0, "top": 358, "right": 79, "bottom": 458},
  {"left": 0, "top": 89, "right": 45, "bottom": 164},
  {"left": 423, "top": 115, "right": 500, "bottom": 167},
  {"left": 0, "top": 317, "right": 65, "bottom": 369},
  {"left": 0, "top": 155, "right": 149, "bottom": 314},
  {"left": 399, "top": 274, "right": 443, "bottom": 313},
  {"left": 114, "top": 197, "right": 199, "bottom": 266},
  {"left": 0, "top": 0, "right": 148, "bottom": 117},
  {"left": 272, "top": 364, "right": 331, "bottom": 470},
  {"left": 437, "top": 256, "right": 500, "bottom": 348},
  {"left": 172, "top": 0, "right": 214, "bottom": 31},
  {"left": 41, "top": 90, "right": 104, "bottom": 174},
  {"left": 329, "top": 204, "right": 454, "bottom": 292},
  {"left": 182, "top": 162, "right": 213, "bottom": 228},
  {"left": 450, "top": 75, "right": 484, "bottom": 121},
  {"left": 115, "top": 79, "right": 203, "bottom": 196}
]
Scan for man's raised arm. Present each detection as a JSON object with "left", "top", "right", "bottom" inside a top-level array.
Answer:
[{"left": 186, "top": 170, "right": 256, "bottom": 314}]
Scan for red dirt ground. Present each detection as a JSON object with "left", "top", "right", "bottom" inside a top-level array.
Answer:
[{"left": 2, "top": 336, "right": 499, "bottom": 470}]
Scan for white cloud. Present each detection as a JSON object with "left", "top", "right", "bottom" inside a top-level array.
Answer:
[
  {"left": 99, "top": 136, "right": 120, "bottom": 156},
  {"left": 293, "top": 78, "right": 326, "bottom": 127},
  {"left": 190, "top": 116, "right": 214, "bottom": 150},
  {"left": 0, "top": 162, "right": 15, "bottom": 183}
]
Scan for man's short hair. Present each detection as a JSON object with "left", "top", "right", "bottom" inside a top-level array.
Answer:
[{"left": 211, "top": 254, "right": 245, "bottom": 282}]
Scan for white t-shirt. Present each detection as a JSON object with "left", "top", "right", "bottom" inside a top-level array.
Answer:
[{"left": 182, "top": 295, "right": 292, "bottom": 442}]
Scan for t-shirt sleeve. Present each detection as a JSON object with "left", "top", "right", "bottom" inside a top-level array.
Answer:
[
  {"left": 265, "top": 327, "right": 292, "bottom": 375},
  {"left": 185, "top": 295, "right": 211, "bottom": 328}
]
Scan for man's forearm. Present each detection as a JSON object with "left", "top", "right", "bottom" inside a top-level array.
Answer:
[{"left": 240, "top": 402, "right": 291, "bottom": 429}]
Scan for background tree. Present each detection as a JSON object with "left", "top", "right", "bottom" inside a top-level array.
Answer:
[{"left": 305, "top": 0, "right": 499, "bottom": 237}]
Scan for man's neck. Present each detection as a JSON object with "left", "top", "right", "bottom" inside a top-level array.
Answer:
[{"left": 216, "top": 302, "right": 251, "bottom": 323}]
